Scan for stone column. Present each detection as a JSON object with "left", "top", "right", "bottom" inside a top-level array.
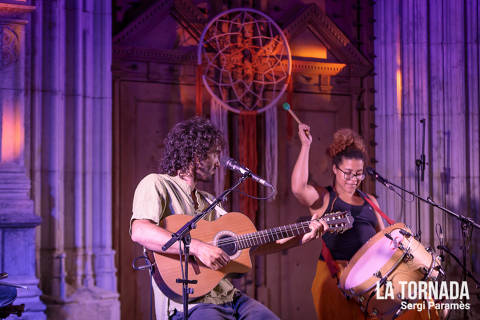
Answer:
[
  {"left": 0, "top": 1, "right": 46, "bottom": 319},
  {"left": 28, "top": 0, "right": 119, "bottom": 318}
]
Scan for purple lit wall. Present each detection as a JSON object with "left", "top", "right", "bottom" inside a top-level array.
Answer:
[{"left": 375, "top": 0, "right": 480, "bottom": 293}]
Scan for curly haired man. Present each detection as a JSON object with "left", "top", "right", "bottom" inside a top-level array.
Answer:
[{"left": 131, "top": 117, "right": 326, "bottom": 320}]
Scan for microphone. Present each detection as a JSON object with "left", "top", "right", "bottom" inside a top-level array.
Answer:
[
  {"left": 437, "top": 224, "right": 444, "bottom": 243},
  {"left": 221, "top": 157, "right": 274, "bottom": 189},
  {"left": 365, "top": 167, "right": 394, "bottom": 191},
  {"left": 436, "top": 224, "right": 445, "bottom": 261}
]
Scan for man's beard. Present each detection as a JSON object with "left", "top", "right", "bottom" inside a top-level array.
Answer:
[{"left": 195, "top": 166, "right": 215, "bottom": 182}]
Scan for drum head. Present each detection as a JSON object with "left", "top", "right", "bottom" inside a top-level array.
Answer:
[{"left": 339, "top": 223, "right": 411, "bottom": 292}]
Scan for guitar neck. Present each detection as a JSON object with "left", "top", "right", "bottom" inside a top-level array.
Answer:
[{"left": 235, "top": 219, "right": 315, "bottom": 250}]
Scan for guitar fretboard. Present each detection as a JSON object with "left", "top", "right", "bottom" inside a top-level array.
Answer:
[
  {"left": 235, "top": 220, "right": 313, "bottom": 249},
  {"left": 214, "top": 212, "right": 351, "bottom": 250}
]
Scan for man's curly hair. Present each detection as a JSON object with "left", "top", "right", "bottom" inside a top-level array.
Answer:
[
  {"left": 160, "top": 117, "right": 225, "bottom": 176},
  {"left": 327, "top": 128, "right": 367, "bottom": 166}
]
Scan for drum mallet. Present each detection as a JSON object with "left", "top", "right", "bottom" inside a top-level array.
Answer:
[{"left": 282, "top": 102, "right": 310, "bottom": 138}]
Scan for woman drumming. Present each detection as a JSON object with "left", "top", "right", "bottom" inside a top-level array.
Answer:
[
  {"left": 291, "top": 124, "right": 384, "bottom": 319},
  {"left": 291, "top": 124, "right": 439, "bottom": 320}
]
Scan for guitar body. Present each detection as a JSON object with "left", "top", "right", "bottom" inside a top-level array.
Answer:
[
  {"left": 152, "top": 212, "right": 257, "bottom": 302},
  {"left": 150, "top": 210, "right": 353, "bottom": 302}
]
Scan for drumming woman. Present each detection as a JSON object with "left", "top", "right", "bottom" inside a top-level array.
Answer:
[
  {"left": 291, "top": 124, "right": 385, "bottom": 319},
  {"left": 291, "top": 124, "right": 443, "bottom": 320}
]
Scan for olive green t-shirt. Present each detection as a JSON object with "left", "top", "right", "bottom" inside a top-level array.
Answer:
[{"left": 131, "top": 173, "right": 237, "bottom": 318}]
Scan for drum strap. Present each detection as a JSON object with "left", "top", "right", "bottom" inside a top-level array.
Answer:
[
  {"left": 320, "top": 193, "right": 341, "bottom": 280},
  {"left": 321, "top": 238, "right": 340, "bottom": 280},
  {"left": 356, "top": 189, "right": 396, "bottom": 225}
]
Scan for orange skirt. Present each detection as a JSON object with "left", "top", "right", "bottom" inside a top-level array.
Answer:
[{"left": 311, "top": 260, "right": 440, "bottom": 320}]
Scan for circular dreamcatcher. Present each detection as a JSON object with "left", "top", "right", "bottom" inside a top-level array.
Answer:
[
  {"left": 197, "top": 9, "right": 290, "bottom": 222},
  {"left": 197, "top": 8, "right": 292, "bottom": 114}
]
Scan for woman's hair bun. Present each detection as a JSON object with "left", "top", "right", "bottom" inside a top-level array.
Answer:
[{"left": 327, "top": 128, "right": 367, "bottom": 159}]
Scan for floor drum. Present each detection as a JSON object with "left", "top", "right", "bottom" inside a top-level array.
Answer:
[{"left": 338, "top": 223, "right": 442, "bottom": 319}]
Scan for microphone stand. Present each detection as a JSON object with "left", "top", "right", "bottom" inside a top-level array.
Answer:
[
  {"left": 415, "top": 119, "right": 426, "bottom": 241},
  {"left": 374, "top": 175, "right": 480, "bottom": 230},
  {"left": 162, "top": 172, "right": 251, "bottom": 320},
  {"left": 375, "top": 174, "right": 480, "bottom": 318},
  {"left": 437, "top": 245, "right": 480, "bottom": 288},
  {"left": 438, "top": 244, "right": 480, "bottom": 319}
]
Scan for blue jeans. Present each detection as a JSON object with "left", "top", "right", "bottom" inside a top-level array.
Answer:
[
  {"left": 170, "top": 292, "right": 279, "bottom": 320},
  {"left": 0, "top": 285, "right": 17, "bottom": 307}
]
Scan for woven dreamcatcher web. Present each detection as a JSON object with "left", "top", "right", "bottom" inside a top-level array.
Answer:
[
  {"left": 198, "top": 9, "right": 290, "bottom": 221},
  {"left": 197, "top": 8, "right": 292, "bottom": 114}
]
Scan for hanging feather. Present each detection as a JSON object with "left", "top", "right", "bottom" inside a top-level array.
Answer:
[
  {"left": 239, "top": 111, "right": 258, "bottom": 223},
  {"left": 265, "top": 106, "right": 278, "bottom": 199},
  {"left": 210, "top": 97, "right": 229, "bottom": 197},
  {"left": 286, "top": 76, "right": 294, "bottom": 140}
]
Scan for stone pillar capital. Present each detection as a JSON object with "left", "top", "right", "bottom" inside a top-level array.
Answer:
[{"left": 0, "top": 2, "right": 35, "bottom": 25}]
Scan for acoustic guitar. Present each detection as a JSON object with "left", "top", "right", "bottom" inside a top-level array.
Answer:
[{"left": 149, "top": 210, "right": 353, "bottom": 302}]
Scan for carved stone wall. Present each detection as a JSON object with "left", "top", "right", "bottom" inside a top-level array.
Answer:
[
  {"left": 26, "top": 0, "right": 118, "bottom": 319},
  {"left": 0, "top": 1, "right": 45, "bottom": 319}
]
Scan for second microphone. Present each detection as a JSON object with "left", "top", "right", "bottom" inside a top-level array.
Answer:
[{"left": 221, "top": 157, "right": 274, "bottom": 189}]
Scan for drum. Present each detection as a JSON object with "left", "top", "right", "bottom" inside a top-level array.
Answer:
[{"left": 338, "top": 223, "right": 442, "bottom": 319}]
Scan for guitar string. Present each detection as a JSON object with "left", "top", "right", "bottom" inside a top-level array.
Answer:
[
  {"left": 211, "top": 212, "right": 350, "bottom": 246},
  {"left": 212, "top": 215, "right": 349, "bottom": 247},
  {"left": 213, "top": 215, "right": 349, "bottom": 246},
  {"left": 221, "top": 223, "right": 310, "bottom": 246},
  {"left": 214, "top": 220, "right": 313, "bottom": 246}
]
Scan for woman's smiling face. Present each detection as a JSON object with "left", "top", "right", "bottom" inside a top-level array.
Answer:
[{"left": 333, "top": 158, "right": 365, "bottom": 193}]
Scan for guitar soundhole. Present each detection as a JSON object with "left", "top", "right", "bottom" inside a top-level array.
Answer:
[{"left": 217, "top": 235, "right": 238, "bottom": 256}]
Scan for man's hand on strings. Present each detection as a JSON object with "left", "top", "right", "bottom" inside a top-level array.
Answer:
[{"left": 191, "top": 240, "right": 230, "bottom": 271}]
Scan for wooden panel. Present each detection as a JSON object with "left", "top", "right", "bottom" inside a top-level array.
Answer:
[
  {"left": 258, "top": 92, "right": 353, "bottom": 319},
  {"left": 114, "top": 80, "right": 196, "bottom": 320}
]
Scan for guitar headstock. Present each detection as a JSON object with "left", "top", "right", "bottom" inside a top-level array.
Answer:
[{"left": 321, "top": 210, "right": 354, "bottom": 233}]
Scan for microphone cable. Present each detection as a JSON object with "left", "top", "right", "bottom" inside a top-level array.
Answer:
[
  {"left": 132, "top": 247, "right": 156, "bottom": 320},
  {"left": 228, "top": 171, "right": 276, "bottom": 200},
  {"left": 236, "top": 188, "right": 276, "bottom": 200}
]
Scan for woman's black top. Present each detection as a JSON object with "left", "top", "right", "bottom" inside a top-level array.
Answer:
[{"left": 320, "top": 186, "right": 378, "bottom": 261}]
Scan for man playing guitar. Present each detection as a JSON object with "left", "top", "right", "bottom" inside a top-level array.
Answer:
[{"left": 130, "top": 117, "right": 327, "bottom": 320}]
